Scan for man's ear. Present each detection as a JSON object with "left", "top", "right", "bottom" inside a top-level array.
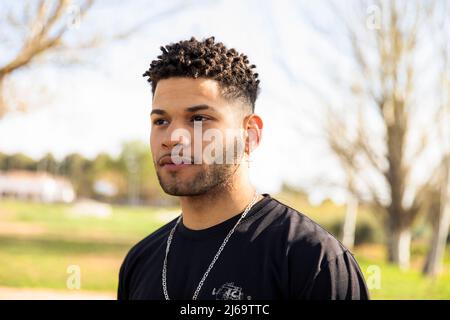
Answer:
[{"left": 244, "top": 114, "right": 263, "bottom": 154}]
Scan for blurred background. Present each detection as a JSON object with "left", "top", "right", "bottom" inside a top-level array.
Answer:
[{"left": 0, "top": 0, "right": 449, "bottom": 299}]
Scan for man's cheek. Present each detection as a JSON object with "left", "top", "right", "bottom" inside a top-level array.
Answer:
[{"left": 149, "top": 134, "right": 158, "bottom": 151}]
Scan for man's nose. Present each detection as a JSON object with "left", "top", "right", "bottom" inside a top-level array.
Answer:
[{"left": 161, "top": 125, "right": 191, "bottom": 149}]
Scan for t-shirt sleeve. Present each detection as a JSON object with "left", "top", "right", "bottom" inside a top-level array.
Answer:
[
  {"left": 307, "top": 250, "right": 370, "bottom": 300},
  {"left": 117, "top": 257, "right": 128, "bottom": 300},
  {"left": 117, "top": 248, "right": 135, "bottom": 300}
]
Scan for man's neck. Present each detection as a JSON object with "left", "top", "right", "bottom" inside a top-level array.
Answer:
[{"left": 179, "top": 183, "right": 263, "bottom": 231}]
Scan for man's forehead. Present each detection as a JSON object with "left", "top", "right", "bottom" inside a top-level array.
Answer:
[
  {"left": 153, "top": 77, "right": 222, "bottom": 101},
  {"left": 152, "top": 78, "right": 229, "bottom": 113}
]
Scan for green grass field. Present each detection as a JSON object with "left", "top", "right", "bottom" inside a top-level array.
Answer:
[{"left": 0, "top": 197, "right": 449, "bottom": 299}]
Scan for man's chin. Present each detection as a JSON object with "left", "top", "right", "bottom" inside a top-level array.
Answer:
[
  {"left": 159, "top": 179, "right": 212, "bottom": 196},
  {"left": 161, "top": 187, "right": 207, "bottom": 197}
]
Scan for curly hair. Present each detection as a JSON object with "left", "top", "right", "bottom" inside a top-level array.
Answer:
[{"left": 143, "top": 36, "right": 260, "bottom": 113}]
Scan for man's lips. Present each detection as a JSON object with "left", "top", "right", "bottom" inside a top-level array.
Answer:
[
  {"left": 161, "top": 163, "right": 192, "bottom": 171},
  {"left": 158, "top": 155, "right": 193, "bottom": 170}
]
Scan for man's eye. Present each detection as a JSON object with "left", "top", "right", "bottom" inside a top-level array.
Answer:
[
  {"left": 191, "top": 115, "right": 209, "bottom": 122},
  {"left": 153, "top": 119, "right": 168, "bottom": 126}
]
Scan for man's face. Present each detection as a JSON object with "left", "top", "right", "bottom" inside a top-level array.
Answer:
[{"left": 150, "top": 77, "right": 249, "bottom": 196}]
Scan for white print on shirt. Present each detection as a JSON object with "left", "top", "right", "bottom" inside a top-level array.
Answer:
[{"left": 212, "top": 282, "right": 252, "bottom": 300}]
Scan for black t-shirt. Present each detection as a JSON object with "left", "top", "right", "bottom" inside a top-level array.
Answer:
[{"left": 117, "top": 193, "right": 369, "bottom": 300}]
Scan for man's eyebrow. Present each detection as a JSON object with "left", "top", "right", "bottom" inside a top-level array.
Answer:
[
  {"left": 150, "top": 109, "right": 167, "bottom": 116},
  {"left": 186, "top": 104, "right": 214, "bottom": 113},
  {"left": 150, "top": 104, "right": 216, "bottom": 116}
]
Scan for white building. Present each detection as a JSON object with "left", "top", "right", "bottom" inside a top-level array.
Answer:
[{"left": 0, "top": 170, "right": 76, "bottom": 203}]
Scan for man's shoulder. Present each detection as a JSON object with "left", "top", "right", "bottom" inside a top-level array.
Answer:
[
  {"left": 264, "top": 196, "right": 349, "bottom": 264},
  {"left": 121, "top": 216, "right": 179, "bottom": 267}
]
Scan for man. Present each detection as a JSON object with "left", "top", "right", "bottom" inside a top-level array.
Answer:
[{"left": 117, "top": 36, "right": 369, "bottom": 300}]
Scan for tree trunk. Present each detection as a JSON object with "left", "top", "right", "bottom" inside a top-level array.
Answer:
[
  {"left": 0, "top": 75, "right": 6, "bottom": 119},
  {"left": 342, "top": 194, "right": 358, "bottom": 249},
  {"left": 423, "top": 161, "right": 450, "bottom": 277},
  {"left": 387, "top": 226, "right": 411, "bottom": 270}
]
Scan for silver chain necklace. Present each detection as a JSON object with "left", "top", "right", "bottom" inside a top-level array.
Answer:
[{"left": 162, "top": 192, "right": 259, "bottom": 300}]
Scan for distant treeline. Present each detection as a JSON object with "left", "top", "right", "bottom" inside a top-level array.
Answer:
[{"left": 0, "top": 141, "right": 175, "bottom": 206}]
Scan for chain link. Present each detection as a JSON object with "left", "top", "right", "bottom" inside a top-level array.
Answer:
[{"left": 162, "top": 192, "right": 259, "bottom": 300}]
